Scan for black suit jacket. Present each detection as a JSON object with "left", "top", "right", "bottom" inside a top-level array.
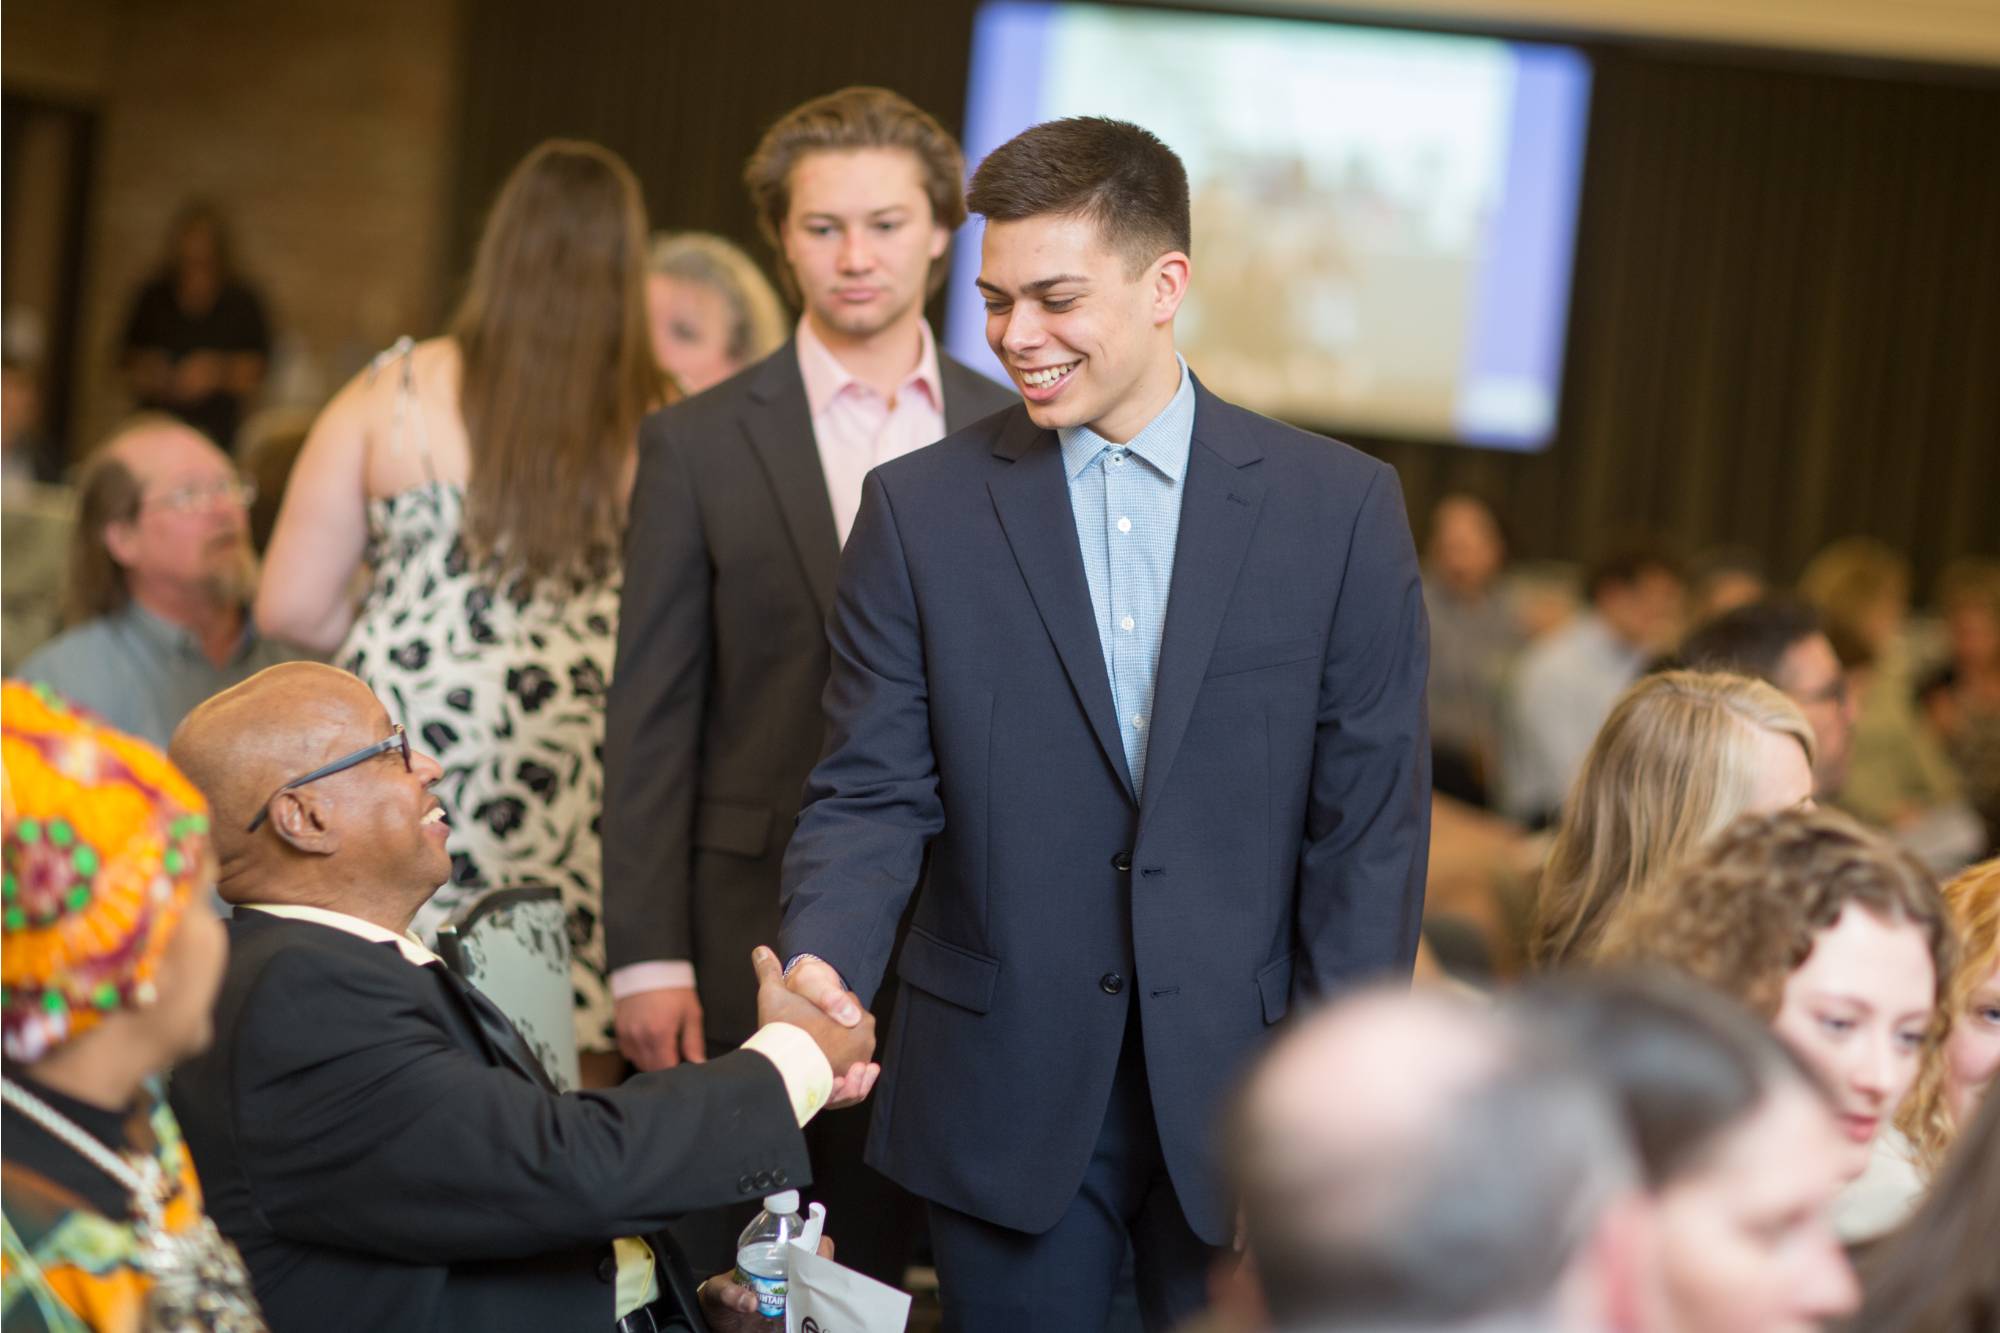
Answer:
[
  {"left": 603, "top": 338, "right": 1013, "bottom": 1047},
  {"left": 170, "top": 911, "right": 810, "bottom": 1333}
]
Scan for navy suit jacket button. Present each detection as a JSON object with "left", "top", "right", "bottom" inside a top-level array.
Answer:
[
  {"left": 773, "top": 1169, "right": 789, "bottom": 1186},
  {"left": 738, "top": 1173, "right": 755, "bottom": 1194},
  {"left": 1100, "top": 972, "right": 1125, "bottom": 995},
  {"left": 1111, "top": 852, "right": 1133, "bottom": 872},
  {"left": 754, "top": 1170, "right": 773, "bottom": 1191},
  {"left": 597, "top": 1254, "right": 618, "bottom": 1283}
]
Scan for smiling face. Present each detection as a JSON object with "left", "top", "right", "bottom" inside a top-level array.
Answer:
[
  {"left": 1653, "top": 1081, "right": 1858, "bottom": 1333},
  {"left": 310, "top": 677, "right": 451, "bottom": 899},
  {"left": 1771, "top": 907, "right": 1938, "bottom": 1178},
  {"left": 977, "top": 212, "right": 1189, "bottom": 445},
  {"left": 779, "top": 147, "right": 948, "bottom": 351}
]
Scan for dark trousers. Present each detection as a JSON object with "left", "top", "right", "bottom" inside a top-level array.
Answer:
[{"left": 926, "top": 1008, "right": 1216, "bottom": 1333}]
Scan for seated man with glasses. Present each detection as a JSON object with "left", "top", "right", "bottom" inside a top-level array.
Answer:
[
  {"left": 15, "top": 413, "right": 302, "bottom": 748},
  {"left": 165, "top": 661, "right": 880, "bottom": 1333}
]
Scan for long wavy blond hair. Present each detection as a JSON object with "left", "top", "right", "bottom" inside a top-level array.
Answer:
[
  {"left": 1529, "top": 670, "right": 1816, "bottom": 969},
  {"left": 1898, "top": 858, "right": 2000, "bottom": 1169}
]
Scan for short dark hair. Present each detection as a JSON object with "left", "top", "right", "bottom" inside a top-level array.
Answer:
[
  {"left": 1586, "top": 544, "right": 1683, "bottom": 604},
  {"left": 1673, "top": 598, "right": 1825, "bottom": 685},
  {"left": 1507, "top": 971, "right": 1820, "bottom": 1188},
  {"left": 966, "top": 117, "right": 1190, "bottom": 273}
]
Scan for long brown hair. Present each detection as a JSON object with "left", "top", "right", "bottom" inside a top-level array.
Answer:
[
  {"left": 1529, "top": 670, "right": 1816, "bottom": 969},
  {"left": 450, "top": 140, "right": 665, "bottom": 584}
]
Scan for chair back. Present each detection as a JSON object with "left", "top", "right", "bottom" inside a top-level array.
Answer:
[{"left": 436, "top": 886, "right": 579, "bottom": 1091}]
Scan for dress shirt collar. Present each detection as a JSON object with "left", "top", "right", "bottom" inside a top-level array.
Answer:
[
  {"left": 795, "top": 315, "right": 943, "bottom": 418},
  {"left": 238, "top": 902, "right": 441, "bottom": 967},
  {"left": 117, "top": 600, "right": 258, "bottom": 666},
  {"left": 1059, "top": 355, "right": 1194, "bottom": 484}
]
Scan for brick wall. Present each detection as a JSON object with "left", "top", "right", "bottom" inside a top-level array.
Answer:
[{"left": 5, "top": 0, "right": 464, "bottom": 457}]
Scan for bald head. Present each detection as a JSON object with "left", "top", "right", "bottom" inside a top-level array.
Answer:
[
  {"left": 1232, "top": 987, "right": 1638, "bottom": 1330},
  {"left": 170, "top": 664, "right": 447, "bottom": 921},
  {"left": 104, "top": 413, "right": 227, "bottom": 479}
]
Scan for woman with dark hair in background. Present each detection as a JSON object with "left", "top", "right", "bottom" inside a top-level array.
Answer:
[
  {"left": 119, "top": 200, "right": 272, "bottom": 453},
  {"left": 253, "top": 140, "right": 669, "bottom": 1083},
  {"left": 1509, "top": 972, "right": 1859, "bottom": 1333}
]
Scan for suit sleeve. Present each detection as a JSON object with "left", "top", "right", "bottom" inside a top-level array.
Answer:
[
  {"left": 1297, "top": 461, "right": 1431, "bottom": 993},
  {"left": 231, "top": 950, "right": 810, "bottom": 1263},
  {"left": 777, "top": 470, "right": 943, "bottom": 1009},
  {"left": 602, "top": 413, "right": 709, "bottom": 972}
]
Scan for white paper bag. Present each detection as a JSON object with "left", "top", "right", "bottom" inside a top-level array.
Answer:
[{"left": 785, "top": 1207, "right": 911, "bottom": 1333}]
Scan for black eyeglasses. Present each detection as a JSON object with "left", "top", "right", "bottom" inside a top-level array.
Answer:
[{"left": 246, "top": 724, "right": 412, "bottom": 832}]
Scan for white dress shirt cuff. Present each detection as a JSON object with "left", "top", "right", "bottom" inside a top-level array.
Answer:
[
  {"left": 608, "top": 961, "right": 698, "bottom": 998},
  {"left": 740, "top": 1022, "right": 835, "bottom": 1126}
]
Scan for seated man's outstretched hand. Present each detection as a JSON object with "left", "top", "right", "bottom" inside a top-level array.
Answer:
[{"left": 751, "top": 947, "right": 878, "bottom": 1106}]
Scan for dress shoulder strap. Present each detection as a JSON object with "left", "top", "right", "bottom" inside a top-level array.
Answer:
[{"left": 365, "top": 336, "right": 438, "bottom": 487}]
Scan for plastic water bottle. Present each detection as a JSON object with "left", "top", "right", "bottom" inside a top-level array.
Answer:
[{"left": 734, "top": 1189, "right": 803, "bottom": 1318}]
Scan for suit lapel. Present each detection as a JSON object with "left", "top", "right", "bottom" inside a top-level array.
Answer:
[
  {"left": 1138, "top": 387, "right": 1266, "bottom": 825},
  {"left": 741, "top": 345, "right": 841, "bottom": 617},
  {"left": 987, "top": 410, "right": 1138, "bottom": 803}
]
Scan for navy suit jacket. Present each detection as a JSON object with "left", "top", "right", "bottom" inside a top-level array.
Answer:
[{"left": 778, "top": 376, "right": 1430, "bottom": 1243}]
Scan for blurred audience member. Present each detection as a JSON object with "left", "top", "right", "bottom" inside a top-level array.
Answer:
[
  {"left": 1225, "top": 987, "right": 1651, "bottom": 1333},
  {"left": 1511, "top": 972, "right": 1859, "bottom": 1333},
  {"left": 1926, "top": 559, "right": 2000, "bottom": 850},
  {"left": 1687, "top": 544, "right": 1768, "bottom": 622},
  {"left": 1530, "top": 670, "right": 1814, "bottom": 969},
  {"left": 1, "top": 348, "right": 73, "bottom": 671},
  {"left": 1849, "top": 1078, "right": 2000, "bottom": 1333},
  {"left": 2, "top": 347, "right": 56, "bottom": 483},
  {"left": 646, "top": 230, "right": 789, "bottom": 394},
  {"left": 255, "top": 141, "right": 667, "bottom": 1080},
  {"left": 119, "top": 200, "right": 272, "bottom": 452},
  {"left": 234, "top": 406, "right": 315, "bottom": 554},
  {"left": 16, "top": 415, "right": 298, "bottom": 748},
  {"left": 1801, "top": 539, "right": 1976, "bottom": 868},
  {"left": 1897, "top": 858, "right": 2000, "bottom": 1172},
  {"left": 1503, "top": 546, "right": 1686, "bottom": 824},
  {"left": 1422, "top": 493, "right": 1523, "bottom": 808},
  {"left": 1, "top": 682, "right": 264, "bottom": 1330},
  {"left": 1595, "top": 808, "right": 1955, "bottom": 1239},
  {"left": 1675, "top": 599, "right": 1858, "bottom": 798}
]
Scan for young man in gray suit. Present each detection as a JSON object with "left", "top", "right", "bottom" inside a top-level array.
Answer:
[
  {"left": 602, "top": 87, "right": 1013, "bottom": 1280},
  {"left": 776, "top": 117, "right": 1431, "bottom": 1331}
]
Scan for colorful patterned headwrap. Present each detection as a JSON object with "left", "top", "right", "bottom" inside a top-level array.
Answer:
[{"left": 1, "top": 680, "right": 213, "bottom": 1062}]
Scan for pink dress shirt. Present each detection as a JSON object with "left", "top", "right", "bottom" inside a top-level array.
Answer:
[{"left": 609, "top": 318, "right": 949, "bottom": 1002}]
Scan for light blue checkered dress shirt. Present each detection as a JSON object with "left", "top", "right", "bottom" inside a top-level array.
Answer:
[{"left": 1058, "top": 358, "right": 1196, "bottom": 797}]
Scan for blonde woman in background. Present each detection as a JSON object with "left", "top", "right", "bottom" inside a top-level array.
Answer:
[
  {"left": 255, "top": 141, "right": 668, "bottom": 1082},
  {"left": 1899, "top": 858, "right": 2000, "bottom": 1171},
  {"left": 645, "top": 230, "right": 788, "bottom": 395},
  {"left": 1529, "top": 669, "right": 1816, "bottom": 969}
]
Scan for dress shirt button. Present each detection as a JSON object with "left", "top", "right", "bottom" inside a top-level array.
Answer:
[
  {"left": 1117, "top": 517, "right": 1132, "bottom": 534},
  {"left": 1111, "top": 451, "right": 1126, "bottom": 466},
  {"left": 1100, "top": 972, "right": 1125, "bottom": 995},
  {"left": 1121, "top": 615, "right": 1135, "bottom": 632},
  {"left": 597, "top": 1254, "right": 618, "bottom": 1283},
  {"left": 1112, "top": 851, "right": 1133, "bottom": 872},
  {"left": 1132, "top": 714, "right": 1146, "bottom": 731}
]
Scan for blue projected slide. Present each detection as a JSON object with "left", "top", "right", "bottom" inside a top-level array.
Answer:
[{"left": 947, "top": 1, "right": 1592, "bottom": 450}]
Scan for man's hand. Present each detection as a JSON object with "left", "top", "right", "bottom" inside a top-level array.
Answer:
[
  {"left": 782, "top": 955, "right": 865, "bottom": 1027},
  {"left": 614, "top": 987, "right": 706, "bottom": 1071},
  {"left": 698, "top": 1237, "right": 836, "bottom": 1330},
  {"left": 751, "top": 947, "right": 877, "bottom": 1102}
]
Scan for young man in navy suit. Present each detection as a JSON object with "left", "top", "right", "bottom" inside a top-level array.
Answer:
[{"left": 777, "top": 116, "right": 1432, "bottom": 1331}]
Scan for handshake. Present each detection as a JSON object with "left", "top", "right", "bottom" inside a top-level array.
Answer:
[{"left": 751, "top": 946, "right": 880, "bottom": 1108}]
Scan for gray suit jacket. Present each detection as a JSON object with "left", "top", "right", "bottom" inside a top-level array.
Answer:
[{"left": 603, "top": 339, "right": 1013, "bottom": 1047}]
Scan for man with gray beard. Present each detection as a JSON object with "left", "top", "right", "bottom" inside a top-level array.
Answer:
[{"left": 17, "top": 414, "right": 301, "bottom": 747}]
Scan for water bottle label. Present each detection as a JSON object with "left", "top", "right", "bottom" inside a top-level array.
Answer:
[{"left": 735, "top": 1246, "right": 787, "bottom": 1318}]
